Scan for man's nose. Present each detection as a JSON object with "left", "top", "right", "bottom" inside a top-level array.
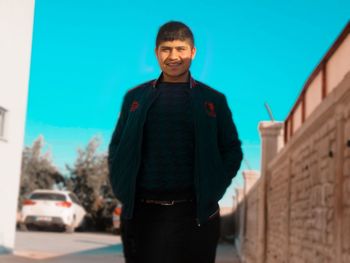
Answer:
[{"left": 169, "top": 49, "right": 179, "bottom": 59}]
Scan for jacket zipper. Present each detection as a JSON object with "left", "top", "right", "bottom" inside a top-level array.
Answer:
[{"left": 128, "top": 89, "right": 160, "bottom": 219}]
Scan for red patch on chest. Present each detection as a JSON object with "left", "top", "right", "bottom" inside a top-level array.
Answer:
[{"left": 204, "top": 101, "right": 216, "bottom": 117}]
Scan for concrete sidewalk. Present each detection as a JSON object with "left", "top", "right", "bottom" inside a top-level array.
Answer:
[
  {"left": 0, "top": 231, "right": 240, "bottom": 263},
  {"left": 0, "top": 243, "right": 240, "bottom": 263}
]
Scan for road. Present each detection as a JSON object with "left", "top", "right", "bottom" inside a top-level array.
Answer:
[{"left": 0, "top": 231, "right": 240, "bottom": 263}]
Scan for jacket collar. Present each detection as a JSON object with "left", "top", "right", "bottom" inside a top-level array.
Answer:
[{"left": 152, "top": 72, "right": 197, "bottom": 89}]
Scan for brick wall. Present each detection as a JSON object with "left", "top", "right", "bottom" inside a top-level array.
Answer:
[
  {"left": 233, "top": 72, "right": 350, "bottom": 263},
  {"left": 288, "top": 119, "right": 336, "bottom": 263},
  {"left": 266, "top": 159, "right": 289, "bottom": 263},
  {"left": 243, "top": 180, "right": 260, "bottom": 263},
  {"left": 342, "top": 105, "right": 350, "bottom": 262}
]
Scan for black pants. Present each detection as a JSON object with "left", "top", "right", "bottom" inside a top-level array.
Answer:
[{"left": 121, "top": 201, "right": 220, "bottom": 263}]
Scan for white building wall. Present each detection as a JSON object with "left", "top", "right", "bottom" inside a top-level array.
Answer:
[{"left": 0, "top": 0, "right": 35, "bottom": 253}]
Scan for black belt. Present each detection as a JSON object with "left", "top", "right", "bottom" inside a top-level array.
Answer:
[{"left": 138, "top": 198, "right": 194, "bottom": 206}]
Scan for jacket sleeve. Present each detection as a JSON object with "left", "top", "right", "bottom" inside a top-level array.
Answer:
[
  {"left": 108, "top": 92, "right": 130, "bottom": 179},
  {"left": 217, "top": 95, "right": 243, "bottom": 184}
]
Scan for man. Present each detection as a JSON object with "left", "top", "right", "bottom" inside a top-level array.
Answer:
[{"left": 108, "top": 21, "right": 243, "bottom": 263}]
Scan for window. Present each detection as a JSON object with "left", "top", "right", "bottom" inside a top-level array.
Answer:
[
  {"left": 29, "top": 193, "right": 67, "bottom": 201},
  {"left": 0, "top": 107, "right": 6, "bottom": 139}
]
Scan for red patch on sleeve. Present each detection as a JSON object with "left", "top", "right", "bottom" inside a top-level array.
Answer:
[{"left": 130, "top": 100, "right": 139, "bottom": 112}]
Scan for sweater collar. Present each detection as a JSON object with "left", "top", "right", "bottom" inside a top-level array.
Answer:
[{"left": 152, "top": 72, "right": 197, "bottom": 89}]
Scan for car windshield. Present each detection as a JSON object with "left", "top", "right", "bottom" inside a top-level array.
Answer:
[{"left": 30, "top": 193, "right": 66, "bottom": 201}]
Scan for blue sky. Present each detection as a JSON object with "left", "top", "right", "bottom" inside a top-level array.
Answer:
[{"left": 25, "top": 0, "right": 349, "bottom": 206}]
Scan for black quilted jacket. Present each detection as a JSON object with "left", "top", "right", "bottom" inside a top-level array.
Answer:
[{"left": 108, "top": 73, "right": 243, "bottom": 225}]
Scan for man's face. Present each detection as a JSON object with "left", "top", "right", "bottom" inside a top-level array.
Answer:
[{"left": 155, "top": 39, "right": 196, "bottom": 82}]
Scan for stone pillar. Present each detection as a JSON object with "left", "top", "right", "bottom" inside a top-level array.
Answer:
[
  {"left": 243, "top": 170, "right": 260, "bottom": 195},
  {"left": 232, "top": 195, "right": 238, "bottom": 236},
  {"left": 232, "top": 195, "right": 238, "bottom": 213},
  {"left": 235, "top": 187, "right": 245, "bottom": 257},
  {"left": 259, "top": 122, "right": 284, "bottom": 169},
  {"left": 236, "top": 187, "right": 244, "bottom": 203},
  {"left": 257, "top": 121, "right": 284, "bottom": 263},
  {"left": 233, "top": 192, "right": 241, "bottom": 240},
  {"left": 243, "top": 170, "right": 260, "bottom": 240}
]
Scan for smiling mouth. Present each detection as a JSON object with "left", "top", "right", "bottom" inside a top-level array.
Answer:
[{"left": 166, "top": 62, "right": 182, "bottom": 67}]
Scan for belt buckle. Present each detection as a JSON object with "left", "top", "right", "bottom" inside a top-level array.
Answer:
[{"left": 160, "top": 200, "right": 175, "bottom": 206}]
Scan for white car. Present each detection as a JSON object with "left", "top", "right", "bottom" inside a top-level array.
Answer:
[{"left": 20, "top": 189, "right": 86, "bottom": 233}]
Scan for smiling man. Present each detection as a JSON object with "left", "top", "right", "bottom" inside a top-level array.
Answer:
[
  {"left": 156, "top": 39, "right": 196, "bottom": 82},
  {"left": 108, "top": 21, "right": 243, "bottom": 263}
]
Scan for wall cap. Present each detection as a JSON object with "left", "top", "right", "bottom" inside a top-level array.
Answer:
[{"left": 258, "top": 121, "right": 284, "bottom": 136}]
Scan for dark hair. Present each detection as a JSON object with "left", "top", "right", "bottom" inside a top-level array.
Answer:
[{"left": 156, "top": 21, "right": 194, "bottom": 48}]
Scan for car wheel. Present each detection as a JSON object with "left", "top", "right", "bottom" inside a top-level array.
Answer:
[
  {"left": 65, "top": 215, "right": 76, "bottom": 233},
  {"left": 65, "top": 224, "right": 74, "bottom": 233},
  {"left": 19, "top": 223, "right": 28, "bottom": 232},
  {"left": 75, "top": 216, "right": 87, "bottom": 232}
]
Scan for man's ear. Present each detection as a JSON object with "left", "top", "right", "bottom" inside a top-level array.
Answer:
[
  {"left": 191, "top": 47, "right": 197, "bottom": 60},
  {"left": 155, "top": 47, "right": 159, "bottom": 58}
]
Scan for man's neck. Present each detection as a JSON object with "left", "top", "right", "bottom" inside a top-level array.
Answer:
[{"left": 161, "top": 72, "right": 189, "bottom": 83}]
